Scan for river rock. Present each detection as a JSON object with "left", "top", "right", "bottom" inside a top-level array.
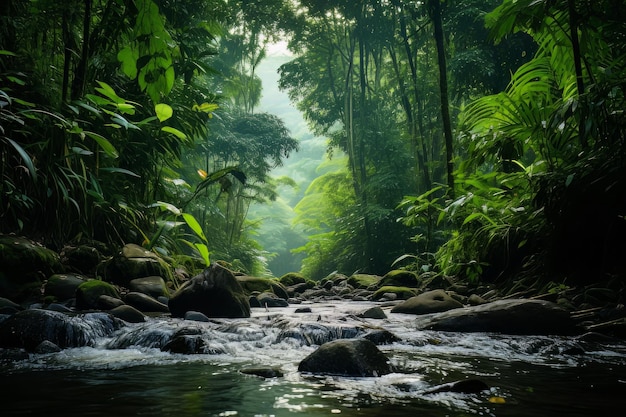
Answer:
[
  {"left": 184, "top": 311, "right": 210, "bottom": 322},
  {"left": 416, "top": 299, "right": 578, "bottom": 335},
  {"left": 357, "top": 306, "right": 387, "bottom": 319},
  {"left": 75, "top": 280, "right": 121, "bottom": 310},
  {"left": 109, "top": 305, "right": 146, "bottom": 323},
  {"left": 391, "top": 289, "right": 463, "bottom": 315},
  {"left": 362, "top": 329, "right": 400, "bottom": 345},
  {"left": 44, "top": 273, "right": 87, "bottom": 301},
  {"left": 104, "top": 244, "right": 173, "bottom": 286},
  {"left": 379, "top": 270, "right": 419, "bottom": 288},
  {"left": 424, "top": 379, "right": 489, "bottom": 394},
  {"left": 240, "top": 366, "right": 284, "bottom": 378},
  {"left": 0, "top": 297, "right": 22, "bottom": 314},
  {"left": 347, "top": 274, "right": 381, "bottom": 289},
  {"left": 128, "top": 276, "right": 169, "bottom": 299},
  {"left": 298, "top": 339, "right": 392, "bottom": 377},
  {"left": 0, "top": 235, "right": 63, "bottom": 302},
  {"left": 372, "top": 286, "right": 416, "bottom": 301},
  {"left": 0, "top": 309, "right": 121, "bottom": 351},
  {"left": 34, "top": 340, "right": 62, "bottom": 354},
  {"left": 237, "top": 276, "right": 289, "bottom": 300},
  {"left": 124, "top": 292, "right": 169, "bottom": 313},
  {"left": 97, "top": 294, "right": 125, "bottom": 310},
  {"left": 168, "top": 263, "right": 251, "bottom": 318},
  {"left": 255, "top": 292, "right": 289, "bottom": 308},
  {"left": 59, "top": 244, "right": 101, "bottom": 274}
]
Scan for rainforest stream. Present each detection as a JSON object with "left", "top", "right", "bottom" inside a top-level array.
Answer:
[{"left": 1, "top": 301, "right": 625, "bottom": 417}]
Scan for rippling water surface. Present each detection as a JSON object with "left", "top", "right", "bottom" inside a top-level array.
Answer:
[{"left": 2, "top": 301, "right": 625, "bottom": 416}]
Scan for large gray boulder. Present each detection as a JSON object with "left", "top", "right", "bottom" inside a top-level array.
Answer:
[
  {"left": 391, "top": 289, "right": 463, "bottom": 315},
  {"left": 168, "top": 263, "right": 251, "bottom": 318},
  {"left": 415, "top": 299, "right": 578, "bottom": 335},
  {"left": 298, "top": 339, "right": 392, "bottom": 377}
]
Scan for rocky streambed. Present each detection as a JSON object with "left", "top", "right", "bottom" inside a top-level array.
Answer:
[{"left": 1, "top": 236, "right": 626, "bottom": 415}]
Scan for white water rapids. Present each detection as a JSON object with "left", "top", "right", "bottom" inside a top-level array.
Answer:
[{"left": 2, "top": 301, "right": 625, "bottom": 416}]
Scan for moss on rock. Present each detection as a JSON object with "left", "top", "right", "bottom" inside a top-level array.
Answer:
[
  {"left": 75, "top": 280, "right": 120, "bottom": 310},
  {"left": 379, "top": 270, "right": 419, "bottom": 289},
  {"left": 0, "top": 235, "right": 63, "bottom": 302},
  {"left": 237, "top": 276, "right": 289, "bottom": 300},
  {"left": 371, "top": 286, "right": 417, "bottom": 301},
  {"left": 347, "top": 274, "right": 381, "bottom": 289}
]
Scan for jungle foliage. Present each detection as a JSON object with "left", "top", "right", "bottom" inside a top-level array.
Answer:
[{"left": 2, "top": 0, "right": 625, "bottom": 287}]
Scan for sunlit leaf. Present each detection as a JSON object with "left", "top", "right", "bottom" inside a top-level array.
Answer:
[
  {"left": 155, "top": 103, "right": 173, "bottom": 122},
  {"left": 192, "top": 102, "right": 219, "bottom": 113},
  {"left": 194, "top": 243, "right": 210, "bottom": 266},
  {"left": 488, "top": 396, "right": 506, "bottom": 404},
  {"left": 95, "top": 81, "right": 125, "bottom": 104},
  {"left": 183, "top": 212, "right": 207, "bottom": 242},
  {"left": 148, "top": 201, "right": 181, "bottom": 216}
]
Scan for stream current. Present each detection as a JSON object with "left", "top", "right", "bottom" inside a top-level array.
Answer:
[{"left": 1, "top": 301, "right": 625, "bottom": 416}]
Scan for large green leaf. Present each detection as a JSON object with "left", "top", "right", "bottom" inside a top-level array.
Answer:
[
  {"left": 182, "top": 212, "right": 207, "bottom": 242},
  {"left": 84, "top": 131, "right": 119, "bottom": 158},
  {"left": 155, "top": 103, "right": 173, "bottom": 122},
  {"left": 4, "top": 138, "right": 37, "bottom": 182}
]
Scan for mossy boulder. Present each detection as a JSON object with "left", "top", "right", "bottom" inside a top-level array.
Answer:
[
  {"left": 104, "top": 244, "right": 173, "bottom": 286},
  {"left": 237, "top": 276, "right": 289, "bottom": 300},
  {"left": 44, "top": 273, "right": 88, "bottom": 301},
  {"left": 168, "top": 263, "right": 251, "bottom": 318},
  {"left": 391, "top": 289, "right": 463, "bottom": 315},
  {"left": 59, "top": 244, "right": 101, "bottom": 274},
  {"left": 0, "top": 235, "right": 63, "bottom": 302},
  {"left": 347, "top": 274, "right": 381, "bottom": 289},
  {"left": 371, "top": 286, "right": 417, "bottom": 301},
  {"left": 379, "top": 270, "right": 419, "bottom": 288},
  {"left": 75, "top": 280, "right": 121, "bottom": 310},
  {"left": 279, "top": 272, "right": 312, "bottom": 287}
]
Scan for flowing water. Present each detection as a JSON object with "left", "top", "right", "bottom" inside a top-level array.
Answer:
[{"left": 1, "top": 301, "right": 625, "bottom": 416}]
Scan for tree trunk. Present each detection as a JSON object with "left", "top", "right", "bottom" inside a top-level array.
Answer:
[{"left": 429, "top": 0, "right": 455, "bottom": 196}]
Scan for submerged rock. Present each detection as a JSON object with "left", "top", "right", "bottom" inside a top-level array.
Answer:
[
  {"left": 240, "top": 366, "right": 284, "bottom": 378},
  {"left": 391, "top": 289, "right": 463, "bottom": 315},
  {"left": 0, "top": 309, "right": 121, "bottom": 351},
  {"left": 424, "top": 379, "right": 489, "bottom": 395},
  {"left": 168, "top": 263, "right": 251, "bottom": 318},
  {"left": 298, "top": 339, "right": 392, "bottom": 377},
  {"left": 416, "top": 299, "right": 578, "bottom": 335}
]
